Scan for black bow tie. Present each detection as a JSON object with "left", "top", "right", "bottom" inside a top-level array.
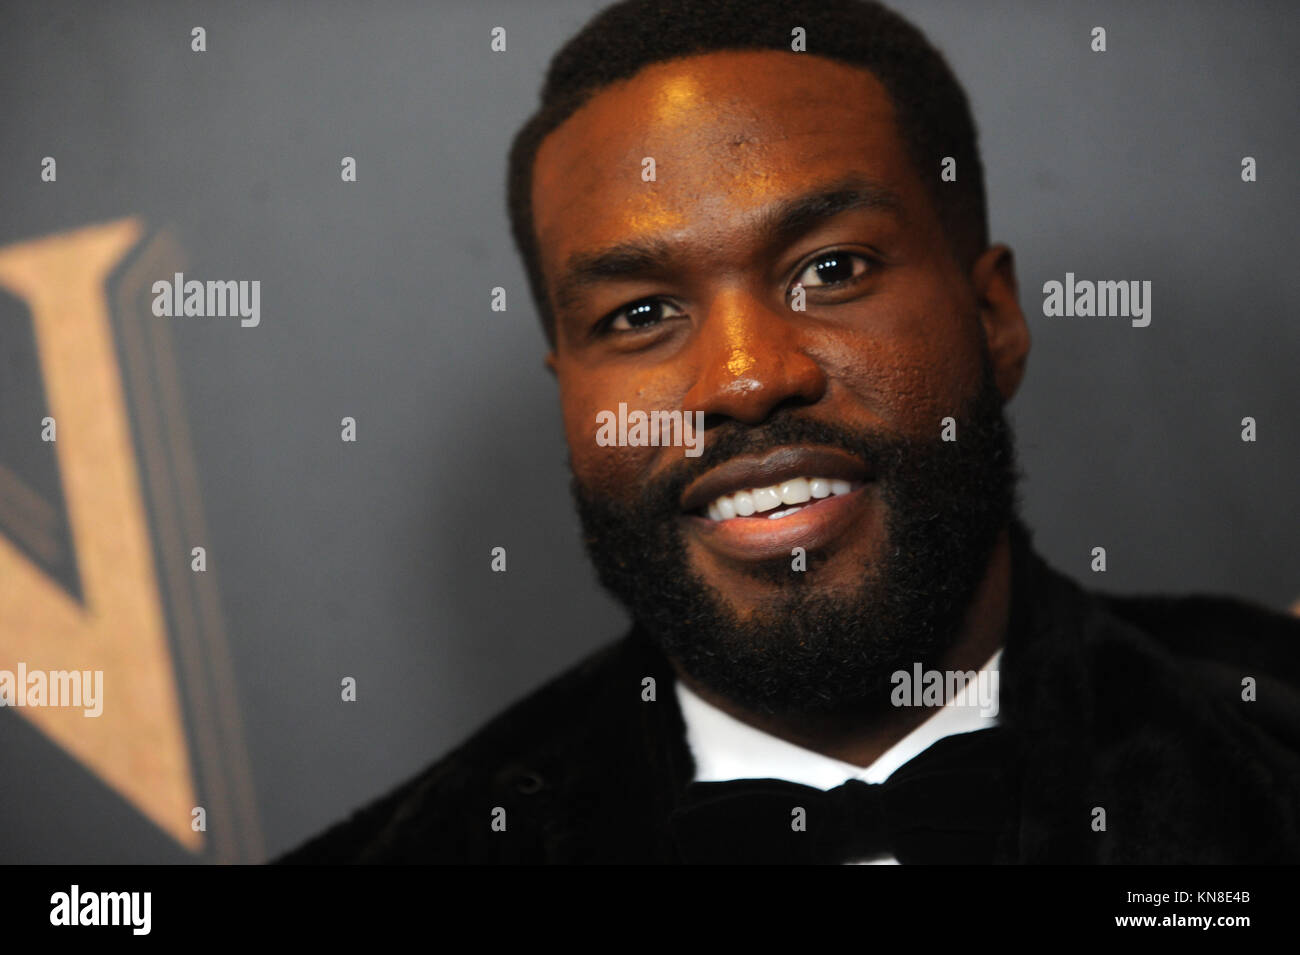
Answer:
[{"left": 669, "top": 726, "right": 1016, "bottom": 864}]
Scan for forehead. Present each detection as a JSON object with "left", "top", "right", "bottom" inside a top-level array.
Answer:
[{"left": 531, "top": 50, "right": 920, "bottom": 270}]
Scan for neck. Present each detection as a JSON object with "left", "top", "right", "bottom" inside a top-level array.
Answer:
[{"left": 675, "top": 525, "right": 1013, "bottom": 767}]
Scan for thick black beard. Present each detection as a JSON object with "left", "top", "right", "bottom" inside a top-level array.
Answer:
[{"left": 571, "top": 362, "right": 1021, "bottom": 719}]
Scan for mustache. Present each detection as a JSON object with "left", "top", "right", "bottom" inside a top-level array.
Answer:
[
  {"left": 626, "top": 412, "right": 914, "bottom": 514},
  {"left": 573, "top": 360, "right": 1009, "bottom": 521}
]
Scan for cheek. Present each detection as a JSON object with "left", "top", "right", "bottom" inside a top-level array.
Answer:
[
  {"left": 558, "top": 382, "right": 607, "bottom": 484},
  {"left": 556, "top": 368, "right": 670, "bottom": 492},
  {"left": 814, "top": 289, "right": 984, "bottom": 436}
]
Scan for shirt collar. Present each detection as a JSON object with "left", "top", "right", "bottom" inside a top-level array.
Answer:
[{"left": 676, "top": 647, "right": 1003, "bottom": 790}]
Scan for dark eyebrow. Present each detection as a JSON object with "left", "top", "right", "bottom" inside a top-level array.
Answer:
[
  {"left": 553, "top": 239, "right": 676, "bottom": 317},
  {"left": 761, "top": 179, "right": 903, "bottom": 250},
  {"left": 551, "top": 177, "right": 903, "bottom": 317}
]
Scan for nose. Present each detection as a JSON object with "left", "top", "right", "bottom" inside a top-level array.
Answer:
[{"left": 682, "top": 289, "right": 827, "bottom": 425}]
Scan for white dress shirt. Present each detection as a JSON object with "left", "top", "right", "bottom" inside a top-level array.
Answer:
[{"left": 675, "top": 648, "right": 1003, "bottom": 864}]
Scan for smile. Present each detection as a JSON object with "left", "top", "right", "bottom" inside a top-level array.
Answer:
[{"left": 679, "top": 446, "right": 876, "bottom": 561}]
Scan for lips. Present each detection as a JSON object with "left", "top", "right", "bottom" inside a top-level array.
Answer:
[{"left": 679, "top": 446, "right": 877, "bottom": 563}]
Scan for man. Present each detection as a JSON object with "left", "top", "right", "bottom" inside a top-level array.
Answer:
[{"left": 280, "top": 0, "right": 1300, "bottom": 864}]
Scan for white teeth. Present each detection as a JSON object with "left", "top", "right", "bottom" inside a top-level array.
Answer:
[
  {"left": 778, "top": 478, "right": 811, "bottom": 505},
  {"left": 704, "top": 476, "right": 856, "bottom": 522}
]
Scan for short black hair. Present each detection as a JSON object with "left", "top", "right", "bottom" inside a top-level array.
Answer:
[{"left": 507, "top": 0, "right": 989, "bottom": 346}]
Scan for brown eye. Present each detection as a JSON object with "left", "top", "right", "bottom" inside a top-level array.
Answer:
[
  {"left": 607, "top": 298, "right": 685, "bottom": 332},
  {"left": 794, "top": 251, "right": 869, "bottom": 288}
]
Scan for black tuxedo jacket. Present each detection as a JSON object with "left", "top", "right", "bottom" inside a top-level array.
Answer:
[{"left": 279, "top": 523, "right": 1300, "bottom": 864}]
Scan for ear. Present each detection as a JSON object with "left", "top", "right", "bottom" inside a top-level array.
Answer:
[
  {"left": 544, "top": 350, "right": 558, "bottom": 377},
  {"left": 970, "top": 244, "right": 1030, "bottom": 401}
]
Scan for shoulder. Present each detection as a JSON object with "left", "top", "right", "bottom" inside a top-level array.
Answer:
[
  {"left": 1087, "top": 586, "right": 1300, "bottom": 754},
  {"left": 1014, "top": 557, "right": 1300, "bottom": 861},
  {"left": 1099, "top": 588, "right": 1300, "bottom": 688},
  {"left": 274, "top": 636, "right": 646, "bottom": 864}
]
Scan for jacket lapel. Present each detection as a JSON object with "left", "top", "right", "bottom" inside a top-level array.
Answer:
[{"left": 1000, "top": 522, "right": 1300, "bottom": 863}]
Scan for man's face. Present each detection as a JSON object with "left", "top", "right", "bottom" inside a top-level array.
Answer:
[{"left": 531, "top": 50, "right": 1027, "bottom": 715}]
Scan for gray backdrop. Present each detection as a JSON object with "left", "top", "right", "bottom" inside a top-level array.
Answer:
[{"left": 0, "top": 0, "right": 1295, "bottom": 862}]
